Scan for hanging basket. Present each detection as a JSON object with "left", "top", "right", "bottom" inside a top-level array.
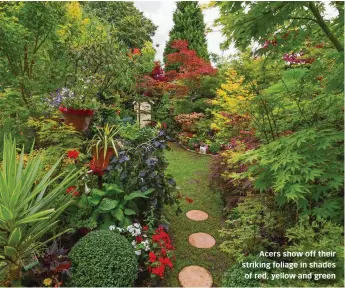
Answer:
[{"left": 59, "top": 107, "right": 94, "bottom": 131}]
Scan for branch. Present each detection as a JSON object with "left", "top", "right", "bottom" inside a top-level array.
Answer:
[
  {"left": 308, "top": 1, "right": 343, "bottom": 52},
  {"left": 289, "top": 17, "right": 318, "bottom": 24}
]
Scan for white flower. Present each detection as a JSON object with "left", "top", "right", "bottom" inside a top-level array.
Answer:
[
  {"left": 84, "top": 183, "right": 90, "bottom": 194},
  {"left": 133, "top": 223, "right": 141, "bottom": 229},
  {"left": 131, "top": 240, "right": 136, "bottom": 247},
  {"left": 135, "top": 250, "right": 142, "bottom": 256},
  {"left": 116, "top": 227, "right": 125, "bottom": 233},
  {"left": 109, "top": 225, "right": 116, "bottom": 231}
]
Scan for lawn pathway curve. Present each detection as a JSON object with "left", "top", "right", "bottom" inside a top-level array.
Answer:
[{"left": 163, "top": 143, "right": 228, "bottom": 287}]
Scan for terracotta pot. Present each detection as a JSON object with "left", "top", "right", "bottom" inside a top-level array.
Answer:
[
  {"left": 59, "top": 107, "right": 94, "bottom": 131},
  {"left": 93, "top": 148, "right": 115, "bottom": 170}
]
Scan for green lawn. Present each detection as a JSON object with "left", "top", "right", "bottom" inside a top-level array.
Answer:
[{"left": 163, "top": 143, "right": 229, "bottom": 287}]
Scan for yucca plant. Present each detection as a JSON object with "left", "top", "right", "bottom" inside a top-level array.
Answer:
[
  {"left": 89, "top": 124, "right": 122, "bottom": 160},
  {"left": 0, "top": 136, "right": 79, "bottom": 286}
]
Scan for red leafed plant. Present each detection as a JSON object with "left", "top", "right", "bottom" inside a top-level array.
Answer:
[
  {"left": 136, "top": 61, "right": 188, "bottom": 100},
  {"left": 165, "top": 40, "right": 217, "bottom": 80},
  {"left": 164, "top": 40, "right": 217, "bottom": 98},
  {"left": 147, "top": 226, "right": 175, "bottom": 279}
]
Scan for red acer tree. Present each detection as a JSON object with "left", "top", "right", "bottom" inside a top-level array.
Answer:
[
  {"left": 137, "top": 40, "right": 216, "bottom": 102},
  {"left": 136, "top": 61, "right": 188, "bottom": 101},
  {"left": 165, "top": 40, "right": 217, "bottom": 101}
]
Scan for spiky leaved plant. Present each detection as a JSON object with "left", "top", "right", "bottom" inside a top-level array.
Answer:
[{"left": 0, "top": 136, "right": 79, "bottom": 286}]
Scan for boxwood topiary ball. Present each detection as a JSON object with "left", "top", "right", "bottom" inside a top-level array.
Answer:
[{"left": 69, "top": 230, "right": 137, "bottom": 287}]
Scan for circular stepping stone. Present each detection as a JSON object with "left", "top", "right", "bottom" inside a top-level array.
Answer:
[
  {"left": 189, "top": 232, "right": 216, "bottom": 248},
  {"left": 186, "top": 210, "right": 209, "bottom": 221},
  {"left": 179, "top": 265, "right": 213, "bottom": 287}
]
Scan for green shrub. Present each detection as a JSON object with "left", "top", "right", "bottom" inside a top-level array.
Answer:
[
  {"left": 237, "top": 128, "right": 344, "bottom": 221},
  {"left": 222, "top": 255, "right": 270, "bottom": 287},
  {"left": 209, "top": 142, "right": 221, "bottom": 154},
  {"left": 219, "top": 194, "right": 289, "bottom": 262},
  {"left": 187, "top": 137, "right": 199, "bottom": 149},
  {"left": 69, "top": 230, "right": 138, "bottom": 287},
  {"left": 285, "top": 220, "right": 344, "bottom": 286}
]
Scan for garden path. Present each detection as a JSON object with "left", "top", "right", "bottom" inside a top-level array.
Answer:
[{"left": 163, "top": 143, "right": 228, "bottom": 287}]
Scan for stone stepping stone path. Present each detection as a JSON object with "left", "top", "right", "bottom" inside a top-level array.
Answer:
[
  {"left": 178, "top": 209, "right": 215, "bottom": 287},
  {"left": 189, "top": 232, "right": 216, "bottom": 249},
  {"left": 178, "top": 265, "right": 213, "bottom": 287},
  {"left": 186, "top": 210, "right": 209, "bottom": 221}
]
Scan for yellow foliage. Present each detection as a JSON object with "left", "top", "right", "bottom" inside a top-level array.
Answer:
[
  {"left": 210, "top": 122, "right": 220, "bottom": 131},
  {"left": 211, "top": 68, "right": 253, "bottom": 140},
  {"left": 66, "top": 2, "right": 82, "bottom": 21}
]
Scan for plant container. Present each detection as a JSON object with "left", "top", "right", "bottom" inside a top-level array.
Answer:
[
  {"left": 92, "top": 148, "right": 115, "bottom": 171},
  {"left": 59, "top": 107, "right": 94, "bottom": 131}
]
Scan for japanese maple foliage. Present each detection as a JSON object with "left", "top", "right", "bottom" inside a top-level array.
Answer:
[
  {"left": 137, "top": 61, "right": 188, "bottom": 99},
  {"left": 165, "top": 40, "right": 216, "bottom": 81}
]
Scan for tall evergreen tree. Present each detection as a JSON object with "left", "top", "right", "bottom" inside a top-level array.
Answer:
[{"left": 163, "top": 2, "right": 209, "bottom": 70}]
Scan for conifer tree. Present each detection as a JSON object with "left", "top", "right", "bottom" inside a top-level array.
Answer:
[{"left": 163, "top": 2, "right": 209, "bottom": 70}]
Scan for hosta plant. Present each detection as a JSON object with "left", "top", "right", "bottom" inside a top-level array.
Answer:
[
  {"left": 69, "top": 183, "right": 154, "bottom": 229},
  {"left": 0, "top": 136, "right": 79, "bottom": 285}
]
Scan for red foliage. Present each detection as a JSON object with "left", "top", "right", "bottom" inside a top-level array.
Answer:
[
  {"left": 54, "top": 262, "right": 71, "bottom": 273},
  {"left": 165, "top": 40, "right": 217, "bottom": 81},
  {"left": 137, "top": 40, "right": 216, "bottom": 99},
  {"left": 151, "top": 61, "right": 166, "bottom": 81}
]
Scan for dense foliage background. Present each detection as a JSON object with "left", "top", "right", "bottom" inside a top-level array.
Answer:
[{"left": 0, "top": 1, "right": 343, "bottom": 287}]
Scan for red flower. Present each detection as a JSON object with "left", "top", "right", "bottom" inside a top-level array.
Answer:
[
  {"left": 66, "top": 186, "right": 79, "bottom": 197},
  {"left": 143, "top": 226, "right": 149, "bottom": 231},
  {"left": 159, "top": 257, "right": 173, "bottom": 268},
  {"left": 67, "top": 150, "right": 79, "bottom": 159},
  {"left": 136, "top": 236, "right": 143, "bottom": 243},
  {"left": 161, "top": 248, "right": 167, "bottom": 256},
  {"left": 89, "top": 159, "right": 105, "bottom": 176},
  {"left": 185, "top": 197, "right": 193, "bottom": 204},
  {"left": 149, "top": 252, "right": 157, "bottom": 263},
  {"left": 152, "top": 264, "right": 165, "bottom": 278}
]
